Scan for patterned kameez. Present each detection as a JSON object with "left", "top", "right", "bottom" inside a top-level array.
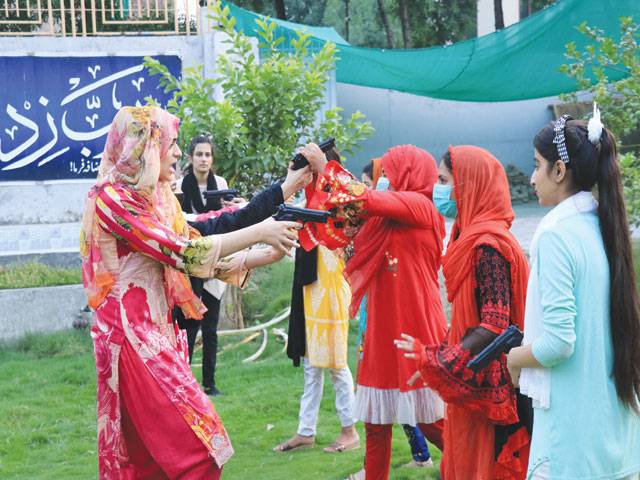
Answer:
[
  {"left": 89, "top": 183, "right": 247, "bottom": 478},
  {"left": 81, "top": 107, "right": 244, "bottom": 479}
]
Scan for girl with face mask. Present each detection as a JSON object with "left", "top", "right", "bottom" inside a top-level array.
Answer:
[
  {"left": 396, "top": 146, "right": 532, "bottom": 480},
  {"left": 299, "top": 143, "right": 448, "bottom": 480},
  {"left": 355, "top": 160, "right": 435, "bottom": 470}
]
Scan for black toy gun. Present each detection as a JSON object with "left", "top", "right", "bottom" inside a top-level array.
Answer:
[
  {"left": 291, "top": 137, "right": 336, "bottom": 170},
  {"left": 273, "top": 204, "right": 331, "bottom": 223},
  {"left": 466, "top": 325, "right": 524, "bottom": 372},
  {"left": 202, "top": 188, "right": 239, "bottom": 202}
]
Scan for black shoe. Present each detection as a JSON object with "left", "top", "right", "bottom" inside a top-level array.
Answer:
[{"left": 204, "top": 386, "right": 222, "bottom": 396}]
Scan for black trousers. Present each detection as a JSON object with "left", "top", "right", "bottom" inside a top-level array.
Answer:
[{"left": 186, "top": 290, "right": 221, "bottom": 390}]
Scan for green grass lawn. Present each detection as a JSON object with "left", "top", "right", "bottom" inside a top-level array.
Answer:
[
  {"left": 2, "top": 241, "right": 638, "bottom": 479},
  {"left": 0, "top": 262, "right": 81, "bottom": 289},
  {"left": 0, "top": 324, "right": 440, "bottom": 480}
]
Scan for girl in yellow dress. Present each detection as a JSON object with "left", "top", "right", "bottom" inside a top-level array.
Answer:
[{"left": 274, "top": 149, "right": 360, "bottom": 454}]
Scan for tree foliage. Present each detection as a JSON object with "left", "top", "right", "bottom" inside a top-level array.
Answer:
[
  {"left": 527, "top": 0, "right": 557, "bottom": 15},
  {"left": 561, "top": 17, "right": 640, "bottom": 227},
  {"left": 2, "top": 0, "right": 557, "bottom": 47},
  {"left": 322, "top": 0, "right": 476, "bottom": 48},
  {"left": 145, "top": 0, "right": 373, "bottom": 193},
  {"left": 232, "top": 0, "right": 556, "bottom": 49},
  {"left": 233, "top": 0, "right": 328, "bottom": 25}
]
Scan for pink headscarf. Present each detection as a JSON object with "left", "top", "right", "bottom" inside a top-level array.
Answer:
[{"left": 81, "top": 107, "right": 204, "bottom": 318}]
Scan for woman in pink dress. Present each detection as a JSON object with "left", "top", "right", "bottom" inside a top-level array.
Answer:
[{"left": 81, "top": 106, "right": 299, "bottom": 479}]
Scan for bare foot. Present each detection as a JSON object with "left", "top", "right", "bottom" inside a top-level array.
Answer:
[
  {"left": 336, "top": 425, "right": 360, "bottom": 446},
  {"left": 324, "top": 425, "right": 360, "bottom": 453},
  {"left": 272, "top": 434, "right": 315, "bottom": 452}
]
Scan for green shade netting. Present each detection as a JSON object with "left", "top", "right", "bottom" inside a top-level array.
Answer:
[
  {"left": 226, "top": 0, "right": 638, "bottom": 102},
  {"left": 226, "top": 2, "right": 349, "bottom": 47}
]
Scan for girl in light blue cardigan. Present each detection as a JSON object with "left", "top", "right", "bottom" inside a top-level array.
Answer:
[{"left": 507, "top": 110, "right": 640, "bottom": 479}]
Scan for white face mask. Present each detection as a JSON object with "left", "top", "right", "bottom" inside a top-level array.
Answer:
[{"left": 376, "top": 176, "right": 390, "bottom": 191}]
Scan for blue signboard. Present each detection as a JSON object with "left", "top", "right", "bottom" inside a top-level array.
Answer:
[{"left": 0, "top": 55, "right": 181, "bottom": 181}]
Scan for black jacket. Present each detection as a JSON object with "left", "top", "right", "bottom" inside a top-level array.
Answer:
[
  {"left": 190, "top": 183, "right": 284, "bottom": 235},
  {"left": 176, "top": 183, "right": 284, "bottom": 329}
]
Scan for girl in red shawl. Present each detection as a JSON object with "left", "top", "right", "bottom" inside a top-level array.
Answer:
[
  {"left": 396, "top": 146, "right": 532, "bottom": 480},
  {"left": 299, "top": 143, "right": 447, "bottom": 480},
  {"left": 81, "top": 106, "right": 300, "bottom": 479}
]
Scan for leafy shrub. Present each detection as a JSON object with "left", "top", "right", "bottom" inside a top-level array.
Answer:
[
  {"left": 561, "top": 17, "right": 640, "bottom": 227},
  {"left": 145, "top": 0, "right": 374, "bottom": 193}
]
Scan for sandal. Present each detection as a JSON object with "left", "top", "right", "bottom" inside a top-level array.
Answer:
[
  {"left": 272, "top": 439, "right": 314, "bottom": 452},
  {"left": 403, "top": 458, "right": 435, "bottom": 468},
  {"left": 323, "top": 440, "right": 360, "bottom": 453}
]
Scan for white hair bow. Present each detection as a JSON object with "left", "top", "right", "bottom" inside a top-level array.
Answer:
[{"left": 588, "top": 102, "right": 603, "bottom": 145}]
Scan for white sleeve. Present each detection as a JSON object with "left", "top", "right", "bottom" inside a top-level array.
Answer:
[{"left": 215, "top": 175, "right": 229, "bottom": 190}]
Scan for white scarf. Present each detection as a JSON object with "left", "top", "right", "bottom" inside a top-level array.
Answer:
[{"left": 519, "top": 191, "right": 597, "bottom": 409}]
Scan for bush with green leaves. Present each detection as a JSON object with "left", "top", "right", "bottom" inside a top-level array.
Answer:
[
  {"left": 145, "top": 0, "right": 373, "bottom": 193},
  {"left": 620, "top": 152, "right": 640, "bottom": 227},
  {"left": 561, "top": 17, "right": 640, "bottom": 227}
]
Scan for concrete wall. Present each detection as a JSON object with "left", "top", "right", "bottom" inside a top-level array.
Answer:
[
  {"left": 337, "top": 82, "right": 564, "bottom": 175},
  {"left": 0, "top": 35, "right": 205, "bottom": 69},
  {"left": 0, "top": 282, "right": 244, "bottom": 340},
  {"left": 0, "top": 284, "right": 87, "bottom": 341}
]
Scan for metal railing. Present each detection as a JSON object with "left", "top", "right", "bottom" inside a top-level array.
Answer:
[{"left": 0, "top": 0, "right": 200, "bottom": 36}]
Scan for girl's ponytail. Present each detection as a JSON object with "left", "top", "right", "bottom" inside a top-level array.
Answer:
[{"left": 596, "top": 128, "right": 640, "bottom": 411}]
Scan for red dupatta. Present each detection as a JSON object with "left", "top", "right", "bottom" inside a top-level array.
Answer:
[
  {"left": 433, "top": 146, "right": 531, "bottom": 480},
  {"left": 345, "top": 145, "right": 443, "bottom": 317},
  {"left": 443, "top": 146, "right": 529, "bottom": 341}
]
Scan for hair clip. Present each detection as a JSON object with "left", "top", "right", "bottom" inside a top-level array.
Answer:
[{"left": 553, "top": 114, "right": 572, "bottom": 164}]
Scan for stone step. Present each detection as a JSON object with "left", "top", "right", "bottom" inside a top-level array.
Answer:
[{"left": 0, "top": 222, "right": 80, "bottom": 257}]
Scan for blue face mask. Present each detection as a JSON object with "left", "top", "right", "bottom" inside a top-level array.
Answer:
[
  {"left": 376, "top": 176, "right": 390, "bottom": 191},
  {"left": 433, "top": 183, "right": 457, "bottom": 218}
]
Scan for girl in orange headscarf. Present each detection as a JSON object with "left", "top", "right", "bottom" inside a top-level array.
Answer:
[
  {"left": 300, "top": 143, "right": 448, "bottom": 480},
  {"left": 396, "top": 146, "right": 532, "bottom": 480}
]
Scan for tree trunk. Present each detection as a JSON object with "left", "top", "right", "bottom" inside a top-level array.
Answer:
[
  {"left": 494, "top": 0, "right": 505, "bottom": 30},
  {"left": 398, "top": 0, "right": 412, "bottom": 48},
  {"left": 222, "top": 286, "right": 244, "bottom": 330},
  {"left": 315, "top": 0, "right": 329, "bottom": 25},
  {"left": 274, "top": 0, "right": 286, "bottom": 20},
  {"left": 345, "top": 0, "right": 350, "bottom": 42},
  {"left": 376, "top": 0, "right": 393, "bottom": 48}
]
